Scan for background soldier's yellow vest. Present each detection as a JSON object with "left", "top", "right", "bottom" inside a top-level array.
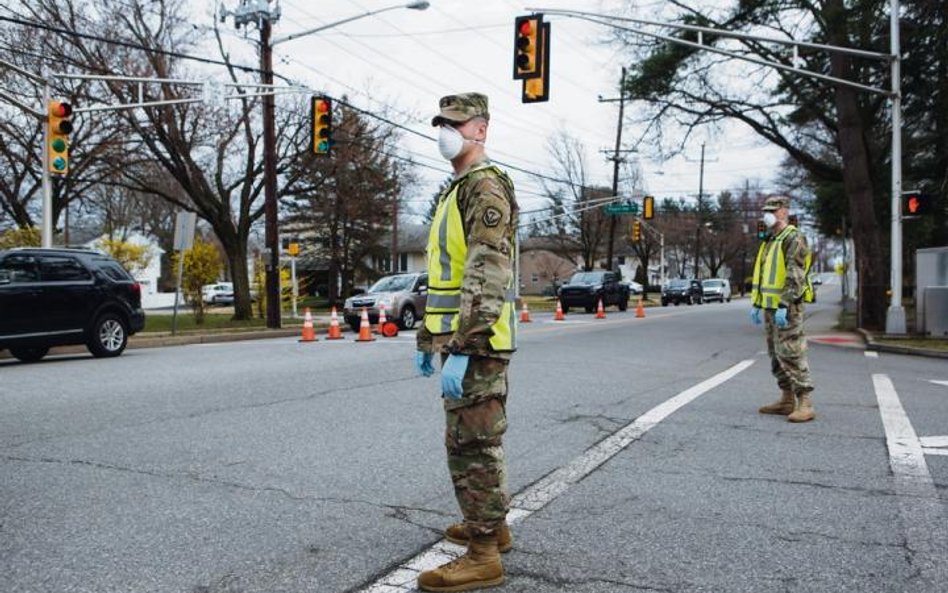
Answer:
[
  {"left": 425, "top": 165, "right": 516, "bottom": 352},
  {"left": 751, "top": 225, "right": 814, "bottom": 309}
]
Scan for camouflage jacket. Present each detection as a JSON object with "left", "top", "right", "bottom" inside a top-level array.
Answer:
[
  {"left": 417, "top": 160, "right": 519, "bottom": 359},
  {"left": 778, "top": 227, "right": 811, "bottom": 306}
]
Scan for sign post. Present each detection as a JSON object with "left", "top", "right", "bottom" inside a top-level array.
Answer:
[{"left": 171, "top": 211, "right": 197, "bottom": 336}]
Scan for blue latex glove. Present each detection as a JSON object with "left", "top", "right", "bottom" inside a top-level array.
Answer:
[
  {"left": 774, "top": 307, "right": 789, "bottom": 328},
  {"left": 414, "top": 351, "right": 435, "bottom": 377},
  {"left": 750, "top": 307, "right": 762, "bottom": 325},
  {"left": 441, "top": 354, "right": 470, "bottom": 400}
]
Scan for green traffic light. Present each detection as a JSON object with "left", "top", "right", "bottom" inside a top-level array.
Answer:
[
  {"left": 318, "top": 141, "right": 329, "bottom": 152},
  {"left": 51, "top": 138, "right": 67, "bottom": 153},
  {"left": 52, "top": 157, "right": 67, "bottom": 171}
]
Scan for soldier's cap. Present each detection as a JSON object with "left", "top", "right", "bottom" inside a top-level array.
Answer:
[
  {"left": 762, "top": 196, "right": 791, "bottom": 211},
  {"left": 431, "top": 92, "right": 490, "bottom": 126}
]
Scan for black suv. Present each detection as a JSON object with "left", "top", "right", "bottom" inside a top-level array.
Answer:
[
  {"left": 0, "top": 248, "right": 146, "bottom": 362},
  {"left": 661, "top": 278, "right": 704, "bottom": 306},
  {"left": 558, "top": 270, "right": 630, "bottom": 313}
]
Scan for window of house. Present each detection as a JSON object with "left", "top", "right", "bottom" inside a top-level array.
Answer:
[{"left": 400, "top": 253, "right": 408, "bottom": 272}]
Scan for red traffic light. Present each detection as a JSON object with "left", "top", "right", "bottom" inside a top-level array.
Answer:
[
  {"left": 908, "top": 196, "right": 920, "bottom": 214},
  {"left": 50, "top": 102, "right": 72, "bottom": 118},
  {"left": 519, "top": 20, "right": 532, "bottom": 36}
]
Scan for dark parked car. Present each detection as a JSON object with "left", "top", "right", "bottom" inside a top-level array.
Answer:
[
  {"left": 661, "top": 278, "right": 704, "bottom": 306},
  {"left": 0, "top": 247, "right": 146, "bottom": 362},
  {"left": 558, "top": 270, "right": 629, "bottom": 313}
]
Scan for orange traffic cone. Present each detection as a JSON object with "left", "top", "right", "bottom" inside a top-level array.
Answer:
[
  {"left": 299, "top": 307, "right": 317, "bottom": 342},
  {"left": 635, "top": 297, "right": 646, "bottom": 318},
  {"left": 520, "top": 301, "right": 532, "bottom": 323},
  {"left": 377, "top": 304, "right": 388, "bottom": 334},
  {"left": 595, "top": 298, "right": 606, "bottom": 319},
  {"left": 326, "top": 306, "right": 344, "bottom": 339},
  {"left": 554, "top": 299, "right": 566, "bottom": 321},
  {"left": 356, "top": 307, "right": 376, "bottom": 342}
]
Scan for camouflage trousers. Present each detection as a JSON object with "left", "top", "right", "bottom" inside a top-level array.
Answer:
[
  {"left": 442, "top": 355, "right": 511, "bottom": 537},
  {"left": 764, "top": 303, "right": 814, "bottom": 394}
]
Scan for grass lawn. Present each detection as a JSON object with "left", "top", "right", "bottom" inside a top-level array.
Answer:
[
  {"left": 874, "top": 337, "right": 948, "bottom": 352},
  {"left": 143, "top": 313, "right": 294, "bottom": 334}
]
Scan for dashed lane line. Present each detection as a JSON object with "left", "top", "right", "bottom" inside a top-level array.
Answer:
[
  {"left": 358, "top": 359, "right": 756, "bottom": 593},
  {"left": 872, "top": 374, "right": 948, "bottom": 591}
]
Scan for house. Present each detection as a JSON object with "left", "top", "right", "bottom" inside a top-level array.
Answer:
[{"left": 518, "top": 237, "right": 577, "bottom": 295}]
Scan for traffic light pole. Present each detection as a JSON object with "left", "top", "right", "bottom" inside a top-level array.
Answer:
[
  {"left": 885, "top": 0, "right": 905, "bottom": 334},
  {"left": 41, "top": 77, "right": 53, "bottom": 248}
]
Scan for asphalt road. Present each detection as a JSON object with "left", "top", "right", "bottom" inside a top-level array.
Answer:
[{"left": 2, "top": 281, "right": 946, "bottom": 593}]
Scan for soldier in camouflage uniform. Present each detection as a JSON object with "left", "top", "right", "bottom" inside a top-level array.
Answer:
[
  {"left": 751, "top": 196, "right": 816, "bottom": 423},
  {"left": 413, "top": 92, "right": 518, "bottom": 591}
]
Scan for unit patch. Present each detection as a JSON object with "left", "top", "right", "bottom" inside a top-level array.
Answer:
[{"left": 482, "top": 207, "right": 503, "bottom": 228}]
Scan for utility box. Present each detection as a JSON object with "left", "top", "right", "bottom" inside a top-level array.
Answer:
[
  {"left": 923, "top": 287, "right": 948, "bottom": 337},
  {"left": 916, "top": 246, "right": 948, "bottom": 334}
]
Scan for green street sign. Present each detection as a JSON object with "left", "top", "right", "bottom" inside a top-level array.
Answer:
[{"left": 604, "top": 203, "right": 639, "bottom": 215}]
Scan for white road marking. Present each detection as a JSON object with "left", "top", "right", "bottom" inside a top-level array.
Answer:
[
  {"left": 872, "top": 374, "right": 948, "bottom": 587},
  {"left": 931, "top": 380, "right": 948, "bottom": 388},
  {"left": 359, "top": 359, "right": 756, "bottom": 593},
  {"left": 920, "top": 436, "right": 948, "bottom": 456},
  {"left": 865, "top": 351, "right": 879, "bottom": 358}
]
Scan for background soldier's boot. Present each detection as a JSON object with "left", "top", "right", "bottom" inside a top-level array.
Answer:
[
  {"left": 444, "top": 522, "right": 512, "bottom": 553},
  {"left": 788, "top": 392, "right": 815, "bottom": 423},
  {"left": 759, "top": 390, "right": 795, "bottom": 415},
  {"left": 418, "top": 535, "right": 504, "bottom": 592}
]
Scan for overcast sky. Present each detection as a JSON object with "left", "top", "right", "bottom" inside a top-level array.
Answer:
[{"left": 210, "top": 0, "right": 786, "bottom": 221}]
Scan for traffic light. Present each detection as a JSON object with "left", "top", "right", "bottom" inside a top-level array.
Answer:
[
  {"left": 521, "top": 22, "right": 551, "bottom": 103},
  {"left": 47, "top": 100, "right": 73, "bottom": 175},
  {"left": 513, "top": 14, "right": 543, "bottom": 80},
  {"left": 631, "top": 220, "right": 642, "bottom": 242},
  {"left": 902, "top": 191, "right": 931, "bottom": 216},
  {"left": 643, "top": 195, "right": 655, "bottom": 220},
  {"left": 756, "top": 220, "right": 768, "bottom": 239},
  {"left": 311, "top": 96, "right": 332, "bottom": 155}
]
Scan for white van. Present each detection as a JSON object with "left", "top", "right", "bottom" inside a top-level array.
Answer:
[{"left": 701, "top": 279, "right": 732, "bottom": 303}]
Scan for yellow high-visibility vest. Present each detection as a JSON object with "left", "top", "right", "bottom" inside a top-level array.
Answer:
[
  {"left": 424, "top": 164, "right": 516, "bottom": 352},
  {"left": 752, "top": 224, "right": 814, "bottom": 309}
]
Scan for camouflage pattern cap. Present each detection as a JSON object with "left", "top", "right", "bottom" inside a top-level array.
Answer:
[
  {"left": 762, "top": 195, "right": 791, "bottom": 211},
  {"left": 431, "top": 92, "right": 490, "bottom": 126}
]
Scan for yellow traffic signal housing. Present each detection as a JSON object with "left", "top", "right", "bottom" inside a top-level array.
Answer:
[
  {"left": 643, "top": 195, "right": 654, "bottom": 220},
  {"left": 521, "top": 22, "right": 551, "bottom": 103},
  {"left": 47, "top": 100, "right": 73, "bottom": 175},
  {"left": 631, "top": 220, "right": 642, "bottom": 242},
  {"left": 311, "top": 96, "right": 333, "bottom": 155},
  {"left": 513, "top": 14, "right": 543, "bottom": 79}
]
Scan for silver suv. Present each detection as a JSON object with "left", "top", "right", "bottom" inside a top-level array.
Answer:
[{"left": 343, "top": 272, "right": 427, "bottom": 331}]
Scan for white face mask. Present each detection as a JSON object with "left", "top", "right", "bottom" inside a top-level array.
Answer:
[
  {"left": 763, "top": 212, "right": 778, "bottom": 228},
  {"left": 438, "top": 125, "right": 465, "bottom": 161}
]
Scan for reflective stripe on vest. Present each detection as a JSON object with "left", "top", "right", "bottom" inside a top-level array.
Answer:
[
  {"left": 750, "top": 225, "right": 813, "bottom": 309},
  {"left": 424, "top": 164, "right": 516, "bottom": 352}
]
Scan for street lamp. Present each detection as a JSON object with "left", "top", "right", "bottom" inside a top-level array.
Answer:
[{"left": 221, "top": 0, "right": 430, "bottom": 328}]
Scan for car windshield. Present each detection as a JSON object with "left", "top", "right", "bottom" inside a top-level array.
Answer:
[
  {"left": 369, "top": 275, "right": 414, "bottom": 293},
  {"left": 703, "top": 280, "right": 722, "bottom": 287},
  {"left": 569, "top": 272, "right": 604, "bottom": 284},
  {"left": 668, "top": 280, "right": 689, "bottom": 288}
]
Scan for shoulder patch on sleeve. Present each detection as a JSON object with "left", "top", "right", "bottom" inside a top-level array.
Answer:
[{"left": 482, "top": 207, "right": 503, "bottom": 228}]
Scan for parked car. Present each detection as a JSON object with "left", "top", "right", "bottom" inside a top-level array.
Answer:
[
  {"left": 558, "top": 270, "right": 629, "bottom": 313},
  {"left": 0, "top": 247, "right": 145, "bottom": 362},
  {"left": 343, "top": 272, "right": 428, "bottom": 331},
  {"left": 701, "top": 278, "right": 732, "bottom": 303},
  {"left": 202, "top": 282, "right": 234, "bottom": 305},
  {"left": 622, "top": 280, "right": 644, "bottom": 295},
  {"left": 661, "top": 278, "right": 704, "bottom": 306}
]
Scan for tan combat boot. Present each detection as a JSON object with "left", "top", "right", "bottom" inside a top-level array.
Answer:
[
  {"left": 759, "top": 389, "right": 795, "bottom": 415},
  {"left": 417, "top": 535, "right": 504, "bottom": 592},
  {"left": 444, "top": 522, "right": 512, "bottom": 553},
  {"left": 788, "top": 392, "right": 815, "bottom": 422}
]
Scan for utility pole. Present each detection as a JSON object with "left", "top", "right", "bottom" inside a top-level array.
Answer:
[
  {"left": 693, "top": 142, "right": 705, "bottom": 279},
  {"left": 260, "top": 16, "right": 281, "bottom": 329},
  {"left": 605, "top": 66, "right": 627, "bottom": 273},
  {"left": 391, "top": 196, "right": 399, "bottom": 273}
]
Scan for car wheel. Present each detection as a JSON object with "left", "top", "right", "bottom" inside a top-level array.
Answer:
[
  {"left": 561, "top": 304, "right": 570, "bottom": 314},
  {"left": 584, "top": 304, "right": 594, "bottom": 313},
  {"left": 726, "top": 297, "right": 731, "bottom": 302},
  {"left": 662, "top": 300, "right": 668, "bottom": 307},
  {"left": 618, "top": 298, "right": 628, "bottom": 311},
  {"left": 399, "top": 305, "right": 417, "bottom": 330},
  {"left": 87, "top": 313, "right": 128, "bottom": 358},
  {"left": 10, "top": 346, "right": 50, "bottom": 363},
  {"left": 349, "top": 322, "right": 361, "bottom": 333}
]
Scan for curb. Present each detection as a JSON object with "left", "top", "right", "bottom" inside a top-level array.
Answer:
[
  {"left": 860, "top": 329, "right": 948, "bottom": 360},
  {"left": 0, "top": 324, "right": 335, "bottom": 361}
]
